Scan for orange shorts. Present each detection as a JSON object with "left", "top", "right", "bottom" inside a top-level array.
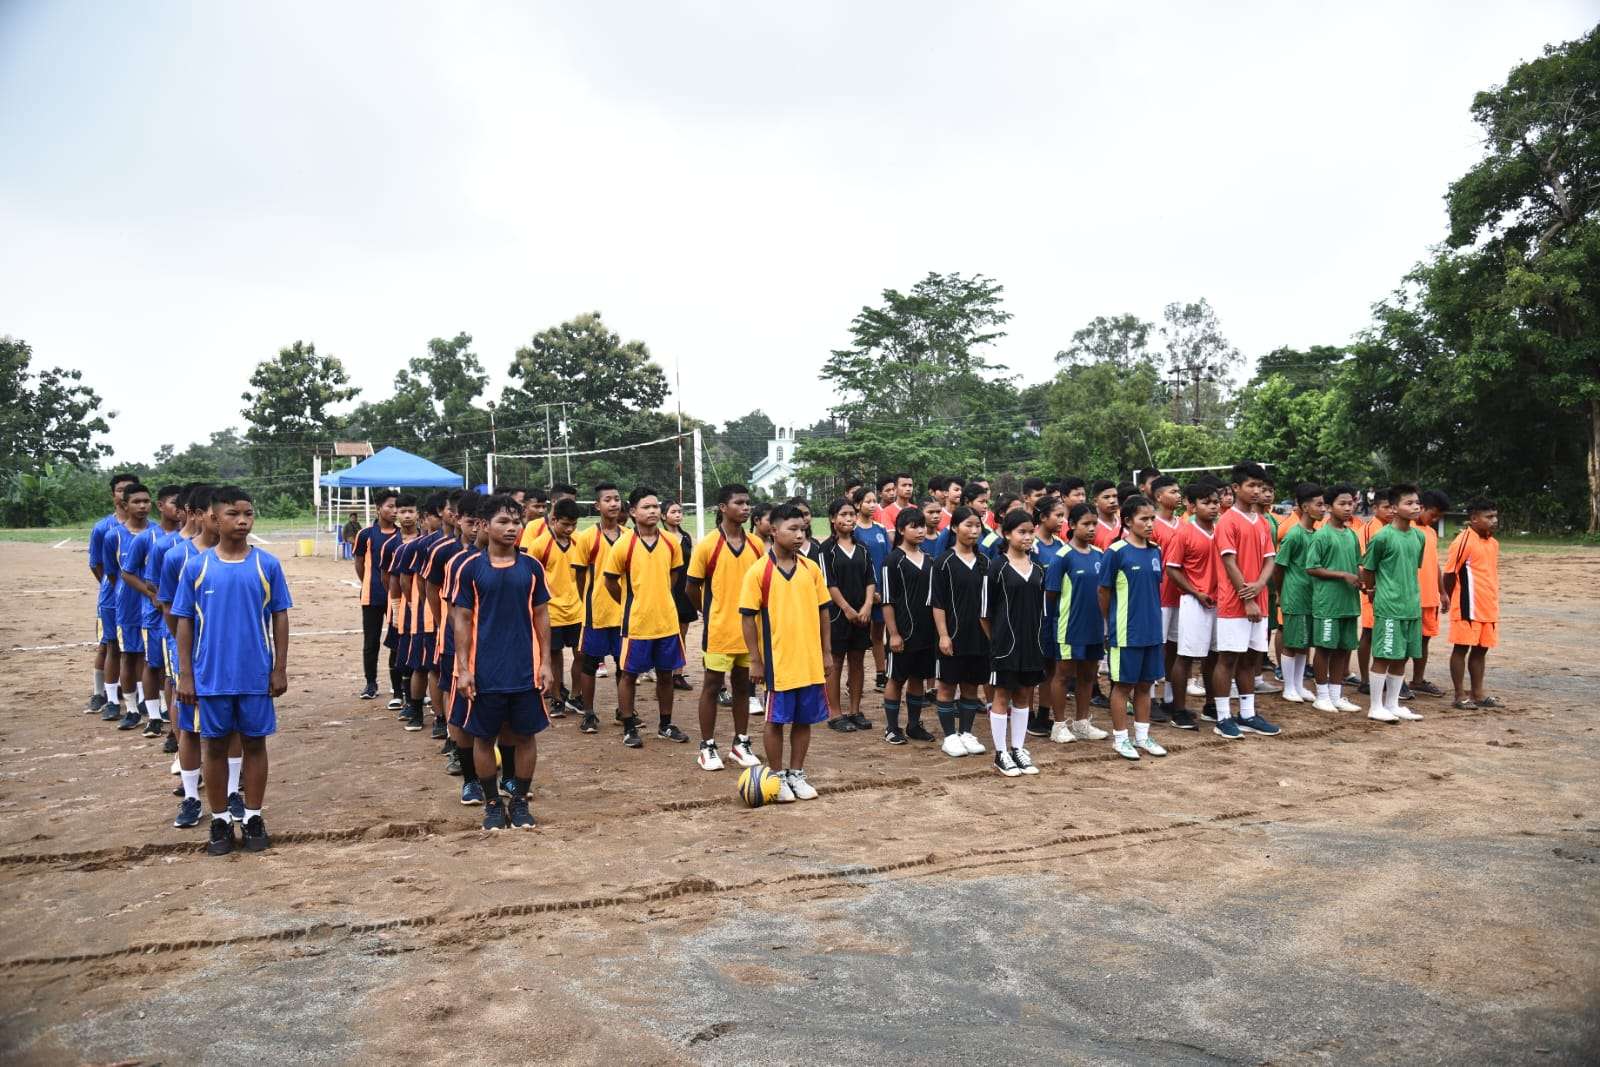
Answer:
[
  {"left": 1360, "top": 594, "right": 1374, "bottom": 630},
  {"left": 1420, "top": 606, "right": 1439, "bottom": 638},
  {"left": 1449, "top": 619, "right": 1498, "bottom": 649}
]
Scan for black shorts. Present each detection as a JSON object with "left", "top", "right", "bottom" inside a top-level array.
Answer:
[
  {"left": 673, "top": 589, "right": 698, "bottom": 625},
  {"left": 384, "top": 624, "right": 399, "bottom": 650},
  {"left": 936, "top": 653, "right": 989, "bottom": 686},
  {"left": 460, "top": 689, "right": 549, "bottom": 740},
  {"left": 550, "top": 624, "right": 581, "bottom": 655},
  {"left": 991, "top": 667, "right": 1045, "bottom": 690},
  {"left": 830, "top": 618, "right": 872, "bottom": 653},
  {"left": 886, "top": 646, "right": 935, "bottom": 682}
]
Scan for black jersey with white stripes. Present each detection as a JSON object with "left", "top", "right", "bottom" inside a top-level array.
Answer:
[
  {"left": 882, "top": 548, "right": 934, "bottom": 651},
  {"left": 930, "top": 549, "right": 990, "bottom": 656}
]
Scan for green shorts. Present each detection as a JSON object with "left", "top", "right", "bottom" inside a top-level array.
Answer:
[
  {"left": 1372, "top": 615, "right": 1422, "bottom": 661},
  {"left": 1312, "top": 616, "right": 1358, "bottom": 651},
  {"left": 1281, "top": 613, "right": 1312, "bottom": 650}
]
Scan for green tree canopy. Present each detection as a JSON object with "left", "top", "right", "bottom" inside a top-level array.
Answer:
[
  {"left": 240, "top": 341, "right": 359, "bottom": 480},
  {"left": 1161, "top": 299, "right": 1241, "bottom": 428},
  {"left": 1057, "top": 314, "right": 1154, "bottom": 369},
  {"left": 0, "top": 335, "right": 111, "bottom": 472}
]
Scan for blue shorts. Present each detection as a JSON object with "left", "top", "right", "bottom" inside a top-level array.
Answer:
[
  {"left": 1108, "top": 644, "right": 1163, "bottom": 685},
  {"left": 581, "top": 625, "right": 622, "bottom": 663},
  {"left": 461, "top": 688, "right": 549, "bottom": 740},
  {"left": 621, "top": 635, "right": 686, "bottom": 675},
  {"left": 117, "top": 616, "right": 145, "bottom": 655},
  {"left": 766, "top": 683, "right": 830, "bottom": 726},
  {"left": 174, "top": 700, "right": 200, "bottom": 733},
  {"left": 98, "top": 603, "right": 119, "bottom": 645},
  {"left": 449, "top": 686, "right": 470, "bottom": 729},
  {"left": 437, "top": 653, "right": 455, "bottom": 688},
  {"left": 404, "top": 631, "right": 436, "bottom": 672},
  {"left": 1064, "top": 642, "right": 1104, "bottom": 663},
  {"left": 551, "top": 624, "right": 582, "bottom": 655},
  {"left": 164, "top": 631, "right": 180, "bottom": 676},
  {"left": 198, "top": 693, "right": 277, "bottom": 739},
  {"left": 143, "top": 626, "right": 166, "bottom": 671}
]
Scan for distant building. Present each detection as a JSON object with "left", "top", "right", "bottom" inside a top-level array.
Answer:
[{"left": 749, "top": 425, "right": 805, "bottom": 499}]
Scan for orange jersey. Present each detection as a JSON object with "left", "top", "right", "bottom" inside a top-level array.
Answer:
[
  {"left": 1416, "top": 524, "right": 1441, "bottom": 608},
  {"left": 1445, "top": 528, "right": 1499, "bottom": 623}
]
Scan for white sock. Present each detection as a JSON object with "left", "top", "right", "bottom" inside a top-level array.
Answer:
[
  {"left": 1332, "top": 683, "right": 1344, "bottom": 702},
  {"left": 227, "top": 756, "right": 243, "bottom": 797},
  {"left": 1386, "top": 672, "right": 1406, "bottom": 713},
  {"left": 1240, "top": 693, "right": 1256, "bottom": 717},
  {"left": 93, "top": 669, "right": 105, "bottom": 697},
  {"left": 990, "top": 711, "right": 1009, "bottom": 752},
  {"left": 1216, "top": 696, "right": 1233, "bottom": 720},
  {"left": 214, "top": 810, "right": 232, "bottom": 824},
  {"left": 1134, "top": 721, "right": 1150, "bottom": 741},
  {"left": 1162, "top": 680, "right": 1175, "bottom": 703},
  {"left": 1370, "top": 672, "right": 1389, "bottom": 710},
  {"left": 106, "top": 682, "right": 120, "bottom": 706},
  {"left": 144, "top": 699, "right": 162, "bottom": 721},
  {"left": 1009, "top": 707, "right": 1028, "bottom": 748},
  {"left": 1283, "top": 654, "right": 1302, "bottom": 695},
  {"left": 159, "top": 693, "right": 169, "bottom": 716},
  {"left": 1112, "top": 728, "right": 1128, "bottom": 744},
  {"left": 244, "top": 807, "right": 261, "bottom": 823},
  {"left": 180, "top": 768, "right": 200, "bottom": 800},
  {"left": 136, "top": 681, "right": 146, "bottom": 705},
  {"left": 1316, "top": 683, "right": 1330, "bottom": 702}
]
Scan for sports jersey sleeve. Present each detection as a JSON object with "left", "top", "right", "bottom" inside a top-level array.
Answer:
[
  {"left": 984, "top": 567, "right": 1002, "bottom": 621},
  {"left": 171, "top": 556, "right": 198, "bottom": 619},
  {"left": 89, "top": 521, "right": 106, "bottom": 571},
  {"left": 881, "top": 558, "right": 900, "bottom": 606},
  {"left": 670, "top": 535, "right": 684, "bottom": 570},
  {"left": 1259, "top": 522, "right": 1276, "bottom": 558},
  {"left": 929, "top": 560, "right": 950, "bottom": 612},
  {"left": 1044, "top": 554, "right": 1067, "bottom": 594},
  {"left": 809, "top": 560, "right": 830, "bottom": 609},
  {"left": 601, "top": 536, "right": 626, "bottom": 579},
  {"left": 452, "top": 559, "right": 480, "bottom": 610},
  {"left": 686, "top": 537, "right": 711, "bottom": 581},
  {"left": 264, "top": 554, "right": 292, "bottom": 613},
  {"left": 1098, "top": 544, "right": 1121, "bottom": 589},
  {"left": 158, "top": 545, "right": 185, "bottom": 604},
  {"left": 354, "top": 528, "right": 370, "bottom": 562},
  {"left": 530, "top": 558, "right": 552, "bottom": 608},
  {"left": 1444, "top": 531, "right": 1468, "bottom": 573},
  {"left": 1361, "top": 530, "right": 1386, "bottom": 572},
  {"left": 1216, "top": 516, "right": 1240, "bottom": 557}
]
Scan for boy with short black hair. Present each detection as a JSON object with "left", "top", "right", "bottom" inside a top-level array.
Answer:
[
  {"left": 1274, "top": 483, "right": 1324, "bottom": 705},
  {"left": 1059, "top": 477, "right": 1087, "bottom": 509},
  {"left": 1211, "top": 462, "right": 1280, "bottom": 739},
  {"left": 1444, "top": 498, "right": 1501, "bottom": 709},
  {"left": 172, "top": 488, "right": 292, "bottom": 855},
  {"left": 354, "top": 490, "right": 401, "bottom": 701},
  {"left": 1089, "top": 480, "right": 1121, "bottom": 550},
  {"left": 135, "top": 484, "right": 184, "bottom": 736},
  {"left": 1362, "top": 484, "right": 1426, "bottom": 724},
  {"left": 87, "top": 473, "right": 139, "bottom": 714},
  {"left": 604, "top": 486, "right": 688, "bottom": 749},
  {"left": 160, "top": 484, "right": 220, "bottom": 828},
  {"left": 378, "top": 494, "right": 419, "bottom": 711},
  {"left": 1100, "top": 495, "right": 1167, "bottom": 760},
  {"left": 572, "top": 482, "right": 627, "bottom": 731},
  {"left": 106, "top": 483, "right": 153, "bottom": 729},
  {"left": 1165, "top": 482, "right": 1223, "bottom": 731},
  {"left": 527, "top": 497, "right": 584, "bottom": 716},
  {"left": 687, "top": 484, "right": 765, "bottom": 770},
  {"left": 1306, "top": 484, "right": 1363, "bottom": 713},
  {"left": 1409, "top": 489, "right": 1451, "bottom": 696},
  {"left": 741, "top": 503, "right": 832, "bottom": 802},
  {"left": 1146, "top": 474, "right": 1183, "bottom": 719}
]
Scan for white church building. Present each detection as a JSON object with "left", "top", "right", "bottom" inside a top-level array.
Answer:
[{"left": 748, "top": 425, "right": 806, "bottom": 500}]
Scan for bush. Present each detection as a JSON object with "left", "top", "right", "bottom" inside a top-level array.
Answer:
[{"left": 2, "top": 463, "right": 110, "bottom": 527}]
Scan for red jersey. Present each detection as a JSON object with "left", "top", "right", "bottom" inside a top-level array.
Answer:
[
  {"left": 1215, "top": 506, "right": 1275, "bottom": 618},
  {"left": 1150, "top": 513, "right": 1184, "bottom": 607},
  {"left": 935, "top": 508, "right": 953, "bottom": 533},
  {"left": 874, "top": 503, "right": 902, "bottom": 530},
  {"left": 1092, "top": 516, "right": 1122, "bottom": 551},
  {"left": 1167, "top": 518, "right": 1220, "bottom": 600}
]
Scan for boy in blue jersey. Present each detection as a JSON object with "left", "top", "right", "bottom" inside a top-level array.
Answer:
[
  {"left": 354, "top": 490, "right": 401, "bottom": 701},
  {"left": 173, "top": 487, "right": 292, "bottom": 855},
  {"left": 135, "top": 485, "right": 184, "bottom": 737},
  {"left": 105, "top": 484, "right": 154, "bottom": 730},
  {"left": 1099, "top": 495, "right": 1168, "bottom": 761},
  {"left": 86, "top": 472, "right": 138, "bottom": 714},
  {"left": 393, "top": 495, "right": 445, "bottom": 731},
  {"left": 451, "top": 494, "right": 556, "bottom": 831}
]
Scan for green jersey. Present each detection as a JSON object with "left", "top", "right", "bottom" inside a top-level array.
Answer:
[
  {"left": 1276, "top": 522, "right": 1316, "bottom": 616},
  {"left": 1306, "top": 522, "right": 1361, "bottom": 619},
  {"left": 1362, "top": 523, "right": 1424, "bottom": 619}
]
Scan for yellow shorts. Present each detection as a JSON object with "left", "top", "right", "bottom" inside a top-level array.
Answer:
[
  {"left": 1420, "top": 606, "right": 1439, "bottom": 638},
  {"left": 1449, "top": 619, "right": 1498, "bottom": 649},
  {"left": 703, "top": 651, "right": 750, "bottom": 673}
]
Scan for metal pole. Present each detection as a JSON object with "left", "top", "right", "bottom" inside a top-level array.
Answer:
[
  {"left": 562, "top": 402, "right": 572, "bottom": 483},
  {"left": 487, "top": 452, "right": 496, "bottom": 495},
  {"left": 692, "top": 428, "right": 705, "bottom": 540},
  {"left": 312, "top": 454, "right": 321, "bottom": 555},
  {"left": 544, "top": 403, "right": 555, "bottom": 487},
  {"left": 675, "top": 357, "right": 685, "bottom": 504}
]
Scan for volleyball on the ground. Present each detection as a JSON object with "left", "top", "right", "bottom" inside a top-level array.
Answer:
[{"left": 737, "top": 765, "right": 782, "bottom": 807}]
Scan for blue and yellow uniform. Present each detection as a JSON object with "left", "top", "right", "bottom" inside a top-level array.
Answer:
[
  {"left": 451, "top": 553, "right": 551, "bottom": 739},
  {"left": 157, "top": 535, "right": 200, "bottom": 730},
  {"left": 88, "top": 512, "right": 121, "bottom": 645},
  {"left": 686, "top": 529, "right": 765, "bottom": 672},
  {"left": 574, "top": 524, "right": 626, "bottom": 664},
  {"left": 1100, "top": 538, "right": 1164, "bottom": 684},
  {"left": 739, "top": 550, "right": 831, "bottom": 724},
  {"left": 604, "top": 529, "right": 686, "bottom": 675},
  {"left": 1046, "top": 545, "right": 1105, "bottom": 663}
]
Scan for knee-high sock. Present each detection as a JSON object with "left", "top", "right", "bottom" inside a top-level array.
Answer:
[
  {"left": 990, "top": 711, "right": 1009, "bottom": 752},
  {"left": 1009, "top": 706, "right": 1028, "bottom": 748},
  {"left": 936, "top": 701, "right": 957, "bottom": 737},
  {"left": 957, "top": 700, "right": 980, "bottom": 734}
]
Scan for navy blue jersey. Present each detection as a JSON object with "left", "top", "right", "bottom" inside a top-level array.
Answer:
[
  {"left": 1100, "top": 539, "right": 1165, "bottom": 647},
  {"left": 452, "top": 553, "right": 551, "bottom": 693},
  {"left": 353, "top": 524, "right": 401, "bottom": 608},
  {"left": 1046, "top": 545, "right": 1106, "bottom": 648},
  {"left": 170, "top": 547, "right": 293, "bottom": 695},
  {"left": 89, "top": 512, "right": 120, "bottom": 609},
  {"left": 855, "top": 521, "right": 892, "bottom": 592}
]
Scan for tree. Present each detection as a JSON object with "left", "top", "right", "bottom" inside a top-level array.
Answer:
[
  {"left": 1145, "top": 421, "right": 1229, "bottom": 471},
  {"left": 1041, "top": 360, "right": 1165, "bottom": 480},
  {"left": 1057, "top": 314, "right": 1155, "bottom": 369},
  {"left": 149, "top": 429, "right": 254, "bottom": 485},
  {"left": 717, "top": 409, "right": 777, "bottom": 473},
  {"left": 1161, "top": 299, "right": 1241, "bottom": 428},
  {"left": 341, "top": 332, "right": 489, "bottom": 463},
  {"left": 1232, "top": 374, "right": 1373, "bottom": 491},
  {"left": 1248, "top": 345, "right": 1349, "bottom": 395},
  {"left": 0, "top": 335, "right": 112, "bottom": 472},
  {"left": 240, "top": 341, "right": 359, "bottom": 479}
]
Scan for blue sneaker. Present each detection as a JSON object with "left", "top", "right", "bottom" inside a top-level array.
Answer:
[
  {"left": 481, "top": 799, "right": 508, "bottom": 831},
  {"left": 227, "top": 792, "right": 246, "bottom": 821},
  {"left": 1237, "top": 714, "right": 1281, "bottom": 736},
  {"left": 173, "top": 796, "right": 202, "bottom": 828},
  {"left": 460, "top": 779, "right": 484, "bottom": 806},
  {"left": 1213, "top": 718, "right": 1243, "bottom": 739}
]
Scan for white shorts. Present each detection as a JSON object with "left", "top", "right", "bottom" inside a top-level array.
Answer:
[
  {"left": 1215, "top": 615, "right": 1269, "bottom": 653},
  {"left": 1161, "top": 605, "right": 1180, "bottom": 644},
  {"left": 1176, "top": 595, "right": 1217, "bottom": 659}
]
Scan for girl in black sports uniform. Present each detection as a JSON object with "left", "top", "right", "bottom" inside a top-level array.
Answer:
[
  {"left": 985, "top": 509, "right": 1046, "bottom": 777},
  {"left": 881, "top": 507, "right": 936, "bottom": 745},
  {"left": 931, "top": 507, "right": 990, "bottom": 758},
  {"left": 820, "top": 497, "right": 876, "bottom": 732}
]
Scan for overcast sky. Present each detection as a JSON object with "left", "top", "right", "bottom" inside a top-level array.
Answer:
[{"left": 2, "top": 1, "right": 1593, "bottom": 465}]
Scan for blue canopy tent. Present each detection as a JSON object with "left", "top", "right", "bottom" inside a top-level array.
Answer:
[{"left": 317, "top": 447, "right": 464, "bottom": 555}]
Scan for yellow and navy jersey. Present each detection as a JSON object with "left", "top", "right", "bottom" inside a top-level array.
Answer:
[
  {"left": 451, "top": 553, "right": 550, "bottom": 693},
  {"left": 1099, "top": 539, "right": 1164, "bottom": 648},
  {"left": 573, "top": 524, "right": 625, "bottom": 629},
  {"left": 603, "top": 530, "right": 684, "bottom": 640},
  {"left": 423, "top": 534, "right": 468, "bottom": 636},
  {"left": 169, "top": 547, "right": 293, "bottom": 695},
  {"left": 686, "top": 530, "right": 766, "bottom": 654},
  {"left": 528, "top": 531, "right": 583, "bottom": 628},
  {"left": 354, "top": 525, "right": 400, "bottom": 605},
  {"left": 517, "top": 517, "right": 548, "bottom": 554},
  {"left": 739, "top": 551, "right": 830, "bottom": 692}
]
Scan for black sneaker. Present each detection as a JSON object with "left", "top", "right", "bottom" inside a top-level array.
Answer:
[
  {"left": 142, "top": 718, "right": 164, "bottom": 738},
  {"left": 507, "top": 793, "right": 535, "bottom": 829},
  {"left": 827, "top": 716, "right": 858, "bottom": 733},
  {"left": 874, "top": 672, "right": 888, "bottom": 692},
  {"left": 430, "top": 716, "right": 448, "bottom": 740},
  {"left": 622, "top": 718, "right": 643, "bottom": 748},
  {"left": 1398, "top": 682, "right": 1415, "bottom": 701},
  {"left": 672, "top": 673, "right": 694, "bottom": 692},
  {"left": 404, "top": 706, "right": 425, "bottom": 732},
  {"left": 173, "top": 796, "right": 202, "bottom": 828},
  {"left": 884, "top": 728, "right": 907, "bottom": 745},
  {"left": 206, "top": 817, "right": 235, "bottom": 855},
  {"left": 163, "top": 732, "right": 179, "bottom": 754},
  {"left": 849, "top": 711, "right": 872, "bottom": 730},
  {"left": 1357, "top": 681, "right": 1372, "bottom": 695},
  {"left": 117, "top": 710, "right": 142, "bottom": 730},
  {"left": 1025, "top": 711, "right": 1051, "bottom": 738},
  {"left": 87, "top": 693, "right": 108, "bottom": 713},
  {"left": 228, "top": 792, "right": 245, "bottom": 821},
  {"left": 658, "top": 722, "right": 690, "bottom": 743},
  {"left": 580, "top": 712, "right": 600, "bottom": 734},
  {"left": 359, "top": 682, "right": 379, "bottom": 700},
  {"left": 481, "top": 799, "right": 508, "bottom": 831},
  {"left": 1149, "top": 702, "right": 1170, "bottom": 725},
  {"left": 1201, "top": 700, "right": 1218, "bottom": 722},
  {"left": 101, "top": 701, "right": 122, "bottom": 721},
  {"left": 905, "top": 722, "right": 936, "bottom": 742},
  {"left": 440, "top": 737, "right": 455, "bottom": 755},
  {"left": 241, "top": 814, "right": 270, "bottom": 852},
  {"left": 445, "top": 749, "right": 464, "bottom": 776},
  {"left": 1167, "top": 709, "right": 1199, "bottom": 730}
]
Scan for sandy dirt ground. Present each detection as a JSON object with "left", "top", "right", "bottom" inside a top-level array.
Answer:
[{"left": 1, "top": 538, "right": 1597, "bottom": 1065}]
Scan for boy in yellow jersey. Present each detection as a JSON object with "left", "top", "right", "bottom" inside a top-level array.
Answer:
[
  {"left": 741, "top": 503, "right": 832, "bottom": 802},
  {"left": 572, "top": 482, "right": 626, "bottom": 733},
  {"left": 604, "top": 486, "right": 687, "bottom": 750},
  {"left": 685, "top": 483, "right": 765, "bottom": 771},
  {"left": 527, "top": 497, "right": 584, "bottom": 717}
]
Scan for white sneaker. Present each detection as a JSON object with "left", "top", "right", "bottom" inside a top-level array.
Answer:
[
  {"left": 1187, "top": 678, "right": 1207, "bottom": 697},
  {"left": 775, "top": 773, "right": 796, "bottom": 802},
  {"left": 169, "top": 756, "right": 181, "bottom": 775},
  {"left": 1367, "top": 707, "right": 1399, "bottom": 723},
  {"left": 1394, "top": 706, "right": 1423, "bottom": 721},
  {"left": 1312, "top": 697, "right": 1338, "bottom": 713},
  {"left": 697, "top": 741, "right": 724, "bottom": 771},
  {"left": 1282, "top": 689, "right": 1304, "bottom": 703},
  {"left": 959, "top": 732, "right": 986, "bottom": 755},
  {"left": 1335, "top": 697, "right": 1361, "bottom": 712},
  {"left": 1012, "top": 746, "right": 1040, "bottom": 774},
  {"left": 941, "top": 734, "right": 968, "bottom": 758},
  {"left": 1112, "top": 736, "right": 1140, "bottom": 760},
  {"left": 1255, "top": 677, "right": 1282, "bottom": 694},
  {"left": 596, "top": 664, "right": 611, "bottom": 678},
  {"left": 786, "top": 769, "right": 817, "bottom": 800},
  {"left": 1135, "top": 735, "right": 1167, "bottom": 757},
  {"left": 748, "top": 695, "right": 764, "bottom": 718},
  {"left": 1070, "top": 719, "right": 1108, "bottom": 741},
  {"left": 1049, "top": 721, "right": 1076, "bottom": 744},
  {"left": 728, "top": 736, "right": 761, "bottom": 767}
]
